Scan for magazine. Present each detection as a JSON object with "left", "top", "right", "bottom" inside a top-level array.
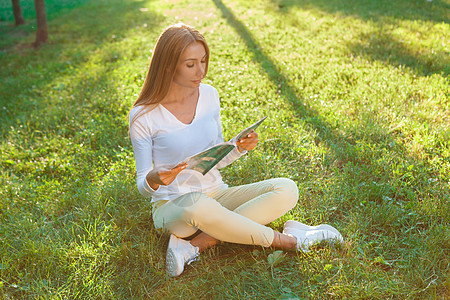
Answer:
[{"left": 183, "top": 116, "right": 267, "bottom": 175}]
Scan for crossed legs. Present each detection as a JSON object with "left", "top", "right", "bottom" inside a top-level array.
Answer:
[
  {"left": 154, "top": 178, "right": 344, "bottom": 276},
  {"left": 152, "top": 178, "right": 299, "bottom": 248}
]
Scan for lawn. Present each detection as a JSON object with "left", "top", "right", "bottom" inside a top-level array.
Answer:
[{"left": 0, "top": 0, "right": 449, "bottom": 298}]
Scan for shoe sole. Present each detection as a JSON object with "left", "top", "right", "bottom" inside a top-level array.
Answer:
[{"left": 166, "top": 236, "right": 184, "bottom": 277}]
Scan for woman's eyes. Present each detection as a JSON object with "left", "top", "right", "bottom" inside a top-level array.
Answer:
[{"left": 186, "top": 61, "right": 206, "bottom": 68}]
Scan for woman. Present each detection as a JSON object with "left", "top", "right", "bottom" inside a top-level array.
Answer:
[{"left": 129, "top": 23, "right": 343, "bottom": 277}]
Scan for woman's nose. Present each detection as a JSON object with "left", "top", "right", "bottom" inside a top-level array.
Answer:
[{"left": 197, "top": 64, "right": 205, "bottom": 76}]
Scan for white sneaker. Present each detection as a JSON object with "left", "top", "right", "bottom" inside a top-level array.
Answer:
[
  {"left": 166, "top": 234, "right": 200, "bottom": 277},
  {"left": 283, "top": 228, "right": 310, "bottom": 252},
  {"left": 283, "top": 227, "right": 341, "bottom": 252},
  {"left": 283, "top": 220, "right": 343, "bottom": 242}
]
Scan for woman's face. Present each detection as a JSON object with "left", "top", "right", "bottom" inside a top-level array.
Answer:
[{"left": 173, "top": 41, "right": 207, "bottom": 89}]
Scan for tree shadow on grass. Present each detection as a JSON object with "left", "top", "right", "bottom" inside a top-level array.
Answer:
[
  {"left": 0, "top": 0, "right": 164, "bottom": 137},
  {"left": 273, "top": 0, "right": 449, "bottom": 24},
  {"left": 0, "top": 0, "right": 164, "bottom": 248},
  {"left": 0, "top": 0, "right": 93, "bottom": 22},
  {"left": 0, "top": 0, "right": 166, "bottom": 206},
  {"left": 212, "top": 0, "right": 355, "bottom": 159},
  {"left": 271, "top": 0, "right": 449, "bottom": 76},
  {"left": 0, "top": 0, "right": 92, "bottom": 50},
  {"left": 211, "top": 0, "right": 449, "bottom": 218},
  {"left": 348, "top": 28, "right": 449, "bottom": 76}
]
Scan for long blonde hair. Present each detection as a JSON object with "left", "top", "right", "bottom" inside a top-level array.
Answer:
[{"left": 130, "top": 23, "right": 210, "bottom": 125}]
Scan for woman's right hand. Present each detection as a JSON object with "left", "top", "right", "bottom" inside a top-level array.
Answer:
[{"left": 146, "top": 163, "right": 187, "bottom": 190}]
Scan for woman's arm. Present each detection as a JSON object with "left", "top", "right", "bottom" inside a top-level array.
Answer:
[
  {"left": 130, "top": 107, "right": 189, "bottom": 196},
  {"left": 130, "top": 118, "right": 158, "bottom": 197}
]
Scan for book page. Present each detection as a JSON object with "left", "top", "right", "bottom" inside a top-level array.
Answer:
[
  {"left": 184, "top": 143, "right": 235, "bottom": 175},
  {"left": 183, "top": 116, "right": 267, "bottom": 175}
]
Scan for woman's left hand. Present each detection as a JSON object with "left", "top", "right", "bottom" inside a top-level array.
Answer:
[{"left": 237, "top": 131, "right": 259, "bottom": 153}]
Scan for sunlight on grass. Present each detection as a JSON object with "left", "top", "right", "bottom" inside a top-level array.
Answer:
[{"left": 0, "top": 0, "right": 448, "bottom": 298}]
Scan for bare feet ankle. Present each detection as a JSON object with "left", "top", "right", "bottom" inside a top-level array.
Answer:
[
  {"left": 190, "top": 232, "right": 219, "bottom": 252},
  {"left": 271, "top": 231, "right": 297, "bottom": 250}
]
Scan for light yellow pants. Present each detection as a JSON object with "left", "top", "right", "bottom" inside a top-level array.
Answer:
[{"left": 152, "top": 178, "right": 299, "bottom": 247}]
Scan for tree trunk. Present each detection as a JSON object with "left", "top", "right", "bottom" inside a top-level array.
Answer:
[
  {"left": 12, "top": 0, "right": 25, "bottom": 26},
  {"left": 33, "top": 0, "right": 48, "bottom": 47}
]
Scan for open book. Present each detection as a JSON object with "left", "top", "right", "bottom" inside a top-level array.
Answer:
[{"left": 183, "top": 116, "right": 267, "bottom": 175}]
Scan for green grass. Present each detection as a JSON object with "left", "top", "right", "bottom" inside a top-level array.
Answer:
[
  {"left": 0, "top": 0, "right": 449, "bottom": 298},
  {"left": 0, "top": 0, "right": 92, "bottom": 49}
]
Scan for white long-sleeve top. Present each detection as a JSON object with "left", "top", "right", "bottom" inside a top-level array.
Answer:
[{"left": 129, "top": 83, "right": 245, "bottom": 203}]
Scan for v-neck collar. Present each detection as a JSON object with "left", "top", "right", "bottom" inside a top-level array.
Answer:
[{"left": 160, "top": 87, "right": 201, "bottom": 126}]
